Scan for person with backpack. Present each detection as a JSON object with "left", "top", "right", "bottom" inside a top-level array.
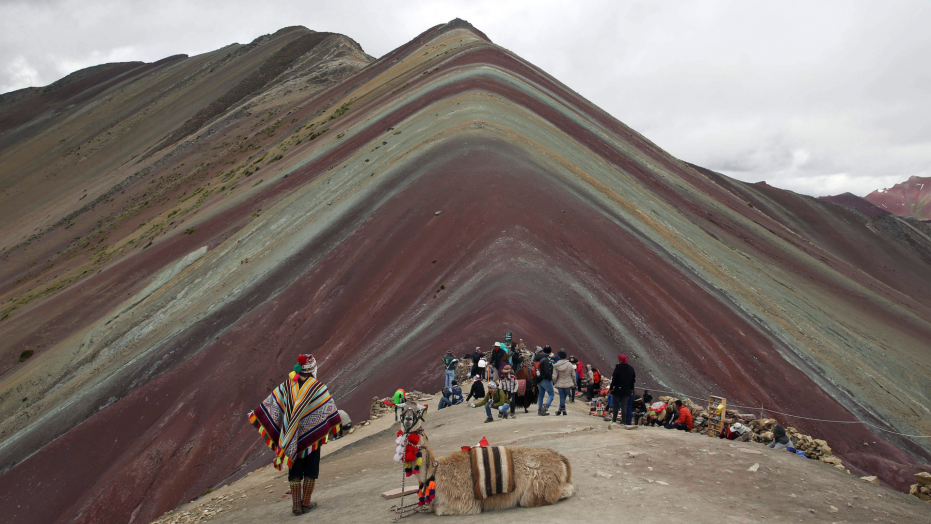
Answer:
[
  {"left": 606, "top": 353, "right": 636, "bottom": 424},
  {"left": 438, "top": 384, "right": 464, "bottom": 409},
  {"left": 535, "top": 347, "right": 555, "bottom": 416},
  {"left": 552, "top": 350, "right": 576, "bottom": 415},
  {"left": 442, "top": 350, "right": 458, "bottom": 389}
]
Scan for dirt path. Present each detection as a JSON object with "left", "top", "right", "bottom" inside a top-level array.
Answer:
[{"left": 151, "top": 400, "right": 930, "bottom": 524}]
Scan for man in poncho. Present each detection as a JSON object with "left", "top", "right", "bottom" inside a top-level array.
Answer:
[{"left": 248, "top": 354, "right": 341, "bottom": 515}]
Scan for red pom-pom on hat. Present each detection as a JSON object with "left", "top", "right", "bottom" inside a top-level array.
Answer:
[{"left": 297, "top": 355, "right": 307, "bottom": 365}]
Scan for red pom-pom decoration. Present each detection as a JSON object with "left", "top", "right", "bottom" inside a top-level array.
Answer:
[
  {"left": 297, "top": 355, "right": 307, "bottom": 365},
  {"left": 407, "top": 434, "right": 420, "bottom": 445},
  {"left": 405, "top": 450, "right": 416, "bottom": 462}
]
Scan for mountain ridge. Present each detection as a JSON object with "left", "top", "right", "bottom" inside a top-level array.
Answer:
[{"left": 0, "top": 19, "right": 928, "bottom": 524}]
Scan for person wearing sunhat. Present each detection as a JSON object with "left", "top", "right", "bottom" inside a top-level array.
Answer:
[
  {"left": 499, "top": 365, "right": 519, "bottom": 419},
  {"left": 247, "top": 354, "right": 340, "bottom": 515},
  {"left": 471, "top": 380, "right": 510, "bottom": 422}
]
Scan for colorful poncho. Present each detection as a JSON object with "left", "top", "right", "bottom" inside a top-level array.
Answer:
[{"left": 248, "top": 373, "right": 341, "bottom": 470}]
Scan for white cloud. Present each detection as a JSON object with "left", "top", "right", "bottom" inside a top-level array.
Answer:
[
  {"left": 1, "top": 56, "right": 40, "bottom": 93},
  {"left": 1, "top": 0, "right": 930, "bottom": 196}
]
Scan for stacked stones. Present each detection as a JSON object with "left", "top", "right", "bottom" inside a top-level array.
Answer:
[{"left": 910, "top": 472, "right": 931, "bottom": 502}]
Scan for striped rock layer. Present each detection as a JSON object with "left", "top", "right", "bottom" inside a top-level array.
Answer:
[{"left": 0, "top": 19, "right": 929, "bottom": 524}]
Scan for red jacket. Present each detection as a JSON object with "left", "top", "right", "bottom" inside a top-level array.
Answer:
[{"left": 678, "top": 405, "right": 693, "bottom": 430}]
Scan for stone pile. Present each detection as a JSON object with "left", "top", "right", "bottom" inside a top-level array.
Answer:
[
  {"left": 369, "top": 391, "right": 431, "bottom": 419},
  {"left": 911, "top": 471, "right": 931, "bottom": 502},
  {"left": 151, "top": 490, "right": 245, "bottom": 524},
  {"left": 647, "top": 401, "right": 848, "bottom": 472}
]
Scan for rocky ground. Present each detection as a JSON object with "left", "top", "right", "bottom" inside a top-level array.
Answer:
[{"left": 150, "top": 397, "right": 930, "bottom": 524}]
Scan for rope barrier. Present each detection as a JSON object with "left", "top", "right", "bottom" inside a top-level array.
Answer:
[{"left": 632, "top": 384, "right": 931, "bottom": 438}]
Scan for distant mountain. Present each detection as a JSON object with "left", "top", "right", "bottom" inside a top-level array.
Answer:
[
  {"left": 818, "top": 192, "right": 891, "bottom": 217},
  {"left": 864, "top": 176, "right": 931, "bottom": 219}
]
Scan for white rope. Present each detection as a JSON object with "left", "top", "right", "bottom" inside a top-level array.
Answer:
[{"left": 632, "top": 384, "right": 931, "bottom": 438}]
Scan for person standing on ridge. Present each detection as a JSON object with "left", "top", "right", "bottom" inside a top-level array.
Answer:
[
  {"left": 490, "top": 343, "right": 505, "bottom": 380},
  {"left": 606, "top": 353, "right": 636, "bottom": 424},
  {"left": 575, "top": 358, "right": 585, "bottom": 396},
  {"left": 536, "top": 346, "right": 555, "bottom": 416},
  {"left": 499, "top": 365, "right": 519, "bottom": 419},
  {"left": 509, "top": 342, "right": 524, "bottom": 371},
  {"left": 442, "top": 349, "right": 458, "bottom": 389},
  {"left": 552, "top": 350, "right": 576, "bottom": 415},
  {"left": 470, "top": 347, "right": 483, "bottom": 378},
  {"left": 247, "top": 354, "right": 340, "bottom": 515}
]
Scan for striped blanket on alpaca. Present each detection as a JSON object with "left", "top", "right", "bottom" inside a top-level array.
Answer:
[
  {"left": 470, "top": 446, "right": 516, "bottom": 499},
  {"left": 248, "top": 374, "right": 341, "bottom": 470}
]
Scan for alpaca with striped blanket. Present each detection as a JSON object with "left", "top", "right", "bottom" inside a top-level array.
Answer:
[{"left": 398, "top": 404, "right": 573, "bottom": 515}]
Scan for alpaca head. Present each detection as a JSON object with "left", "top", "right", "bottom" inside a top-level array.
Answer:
[{"left": 399, "top": 401, "right": 428, "bottom": 435}]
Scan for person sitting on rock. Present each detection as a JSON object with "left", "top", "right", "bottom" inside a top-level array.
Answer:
[
  {"left": 472, "top": 381, "right": 510, "bottom": 422},
  {"left": 466, "top": 375, "right": 485, "bottom": 402},
  {"left": 437, "top": 385, "right": 463, "bottom": 410},
  {"left": 336, "top": 409, "right": 352, "bottom": 439},
  {"left": 631, "top": 395, "right": 647, "bottom": 425},
  {"left": 665, "top": 399, "right": 693, "bottom": 431},
  {"left": 642, "top": 389, "right": 653, "bottom": 406},
  {"left": 768, "top": 425, "right": 791, "bottom": 449}
]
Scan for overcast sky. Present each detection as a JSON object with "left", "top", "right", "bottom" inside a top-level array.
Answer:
[{"left": 2, "top": 0, "right": 930, "bottom": 196}]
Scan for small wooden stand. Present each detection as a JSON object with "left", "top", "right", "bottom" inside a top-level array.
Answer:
[
  {"left": 381, "top": 486, "right": 419, "bottom": 499},
  {"left": 706, "top": 395, "right": 733, "bottom": 437}
]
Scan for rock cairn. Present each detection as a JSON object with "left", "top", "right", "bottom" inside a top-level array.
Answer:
[
  {"left": 368, "top": 391, "right": 432, "bottom": 420},
  {"left": 911, "top": 471, "right": 931, "bottom": 502}
]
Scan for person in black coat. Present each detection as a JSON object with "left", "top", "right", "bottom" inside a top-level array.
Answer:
[
  {"left": 605, "top": 353, "right": 636, "bottom": 424},
  {"left": 469, "top": 347, "right": 483, "bottom": 378},
  {"left": 466, "top": 376, "right": 486, "bottom": 402},
  {"left": 509, "top": 345, "right": 523, "bottom": 370}
]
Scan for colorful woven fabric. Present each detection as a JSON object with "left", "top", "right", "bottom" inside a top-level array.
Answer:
[
  {"left": 515, "top": 379, "right": 527, "bottom": 397},
  {"left": 248, "top": 374, "right": 340, "bottom": 470},
  {"left": 469, "top": 446, "right": 515, "bottom": 499}
]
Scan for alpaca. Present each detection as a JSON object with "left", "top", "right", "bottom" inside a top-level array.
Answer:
[
  {"left": 511, "top": 368, "right": 538, "bottom": 413},
  {"left": 398, "top": 404, "right": 573, "bottom": 515}
]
